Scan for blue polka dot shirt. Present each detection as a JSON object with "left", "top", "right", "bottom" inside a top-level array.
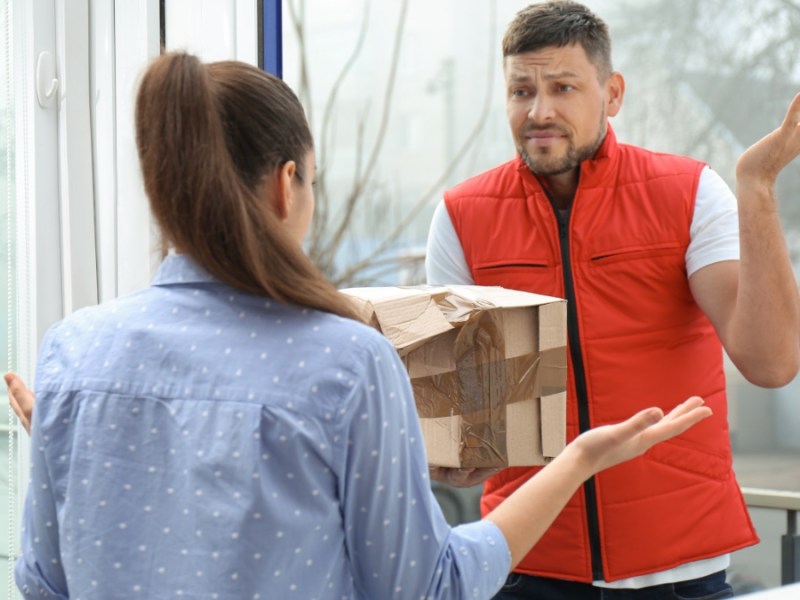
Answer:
[{"left": 16, "top": 254, "right": 510, "bottom": 599}]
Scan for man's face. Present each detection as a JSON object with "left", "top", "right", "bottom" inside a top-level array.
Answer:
[{"left": 504, "top": 43, "right": 621, "bottom": 176}]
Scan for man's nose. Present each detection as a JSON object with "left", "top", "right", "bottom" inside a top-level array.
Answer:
[{"left": 528, "top": 94, "right": 555, "bottom": 122}]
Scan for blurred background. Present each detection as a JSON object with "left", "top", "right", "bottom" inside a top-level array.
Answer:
[{"left": 2, "top": 0, "right": 799, "bottom": 595}]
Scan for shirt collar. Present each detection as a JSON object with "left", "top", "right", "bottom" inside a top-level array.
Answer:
[{"left": 151, "top": 253, "right": 219, "bottom": 287}]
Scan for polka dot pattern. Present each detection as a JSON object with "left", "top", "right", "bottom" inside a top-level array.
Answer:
[{"left": 16, "top": 254, "right": 510, "bottom": 599}]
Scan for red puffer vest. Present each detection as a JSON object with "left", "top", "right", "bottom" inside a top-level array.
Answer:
[{"left": 444, "top": 126, "right": 757, "bottom": 583}]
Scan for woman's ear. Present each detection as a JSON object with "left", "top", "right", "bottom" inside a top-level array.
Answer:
[{"left": 273, "top": 160, "right": 297, "bottom": 221}]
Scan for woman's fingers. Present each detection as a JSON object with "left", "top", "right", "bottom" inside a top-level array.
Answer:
[
  {"left": 4, "top": 372, "right": 33, "bottom": 434},
  {"left": 662, "top": 395, "right": 706, "bottom": 421},
  {"left": 642, "top": 398, "right": 712, "bottom": 445},
  {"left": 578, "top": 397, "right": 712, "bottom": 474}
]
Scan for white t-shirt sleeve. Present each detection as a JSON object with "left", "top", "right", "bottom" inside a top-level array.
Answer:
[
  {"left": 425, "top": 200, "right": 475, "bottom": 285},
  {"left": 686, "top": 166, "right": 740, "bottom": 277}
]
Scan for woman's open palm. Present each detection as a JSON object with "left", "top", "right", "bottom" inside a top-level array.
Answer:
[{"left": 575, "top": 396, "right": 712, "bottom": 474}]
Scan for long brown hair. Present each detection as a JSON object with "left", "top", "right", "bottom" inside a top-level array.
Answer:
[{"left": 135, "top": 51, "right": 360, "bottom": 320}]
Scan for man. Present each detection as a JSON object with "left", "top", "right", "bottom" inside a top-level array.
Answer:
[{"left": 425, "top": 1, "right": 800, "bottom": 598}]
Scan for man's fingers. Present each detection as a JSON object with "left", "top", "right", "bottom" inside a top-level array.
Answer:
[{"left": 781, "top": 92, "right": 800, "bottom": 130}]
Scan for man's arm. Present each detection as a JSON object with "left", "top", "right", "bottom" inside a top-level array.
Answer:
[
  {"left": 425, "top": 200, "right": 474, "bottom": 286},
  {"left": 689, "top": 93, "right": 800, "bottom": 388}
]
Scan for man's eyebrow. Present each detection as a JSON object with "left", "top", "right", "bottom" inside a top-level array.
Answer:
[
  {"left": 506, "top": 70, "right": 581, "bottom": 83},
  {"left": 507, "top": 73, "right": 532, "bottom": 84},
  {"left": 542, "top": 70, "right": 580, "bottom": 80}
]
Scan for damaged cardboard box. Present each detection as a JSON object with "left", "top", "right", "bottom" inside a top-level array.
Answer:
[{"left": 340, "top": 285, "right": 567, "bottom": 469}]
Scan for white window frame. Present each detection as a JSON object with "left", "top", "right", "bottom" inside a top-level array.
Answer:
[
  {"left": 165, "top": 0, "right": 258, "bottom": 65},
  {"left": 96, "top": 0, "right": 162, "bottom": 300},
  {"left": 7, "top": 1, "right": 258, "bottom": 595}
]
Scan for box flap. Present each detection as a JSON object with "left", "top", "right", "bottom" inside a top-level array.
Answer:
[
  {"left": 506, "top": 398, "right": 544, "bottom": 466},
  {"left": 541, "top": 392, "right": 567, "bottom": 457},
  {"left": 342, "top": 284, "right": 568, "bottom": 468},
  {"left": 342, "top": 287, "right": 453, "bottom": 354},
  {"left": 420, "top": 416, "right": 462, "bottom": 468},
  {"left": 538, "top": 302, "right": 567, "bottom": 351},
  {"left": 447, "top": 285, "right": 563, "bottom": 309}
]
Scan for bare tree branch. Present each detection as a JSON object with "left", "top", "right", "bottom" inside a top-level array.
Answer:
[
  {"left": 286, "top": 0, "right": 313, "bottom": 124},
  {"left": 291, "top": 1, "right": 503, "bottom": 286},
  {"left": 319, "top": 0, "right": 410, "bottom": 265},
  {"left": 330, "top": 2, "right": 500, "bottom": 286},
  {"left": 308, "top": 1, "right": 372, "bottom": 259}
]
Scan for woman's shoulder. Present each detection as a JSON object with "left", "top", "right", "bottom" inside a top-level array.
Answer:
[{"left": 301, "top": 309, "right": 395, "bottom": 358}]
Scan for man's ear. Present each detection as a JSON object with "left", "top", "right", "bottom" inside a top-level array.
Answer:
[
  {"left": 273, "top": 160, "right": 297, "bottom": 222},
  {"left": 605, "top": 71, "right": 625, "bottom": 118}
]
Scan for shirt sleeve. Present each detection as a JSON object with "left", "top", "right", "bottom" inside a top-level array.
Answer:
[
  {"left": 15, "top": 330, "right": 70, "bottom": 599},
  {"left": 426, "top": 200, "right": 475, "bottom": 285},
  {"left": 338, "top": 334, "right": 510, "bottom": 599},
  {"left": 686, "top": 166, "right": 740, "bottom": 277}
]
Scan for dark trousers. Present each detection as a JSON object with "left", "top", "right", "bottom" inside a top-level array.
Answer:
[{"left": 493, "top": 570, "right": 734, "bottom": 599}]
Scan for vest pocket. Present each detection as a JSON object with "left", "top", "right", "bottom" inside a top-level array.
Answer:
[
  {"left": 589, "top": 242, "right": 683, "bottom": 267},
  {"left": 473, "top": 261, "right": 551, "bottom": 288}
]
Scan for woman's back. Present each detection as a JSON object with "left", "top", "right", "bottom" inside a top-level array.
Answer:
[{"left": 24, "top": 254, "right": 489, "bottom": 599}]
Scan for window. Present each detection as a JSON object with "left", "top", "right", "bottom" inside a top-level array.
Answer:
[
  {"left": 284, "top": 1, "right": 800, "bottom": 591},
  {"left": 1, "top": 0, "right": 21, "bottom": 593},
  {"left": 2, "top": 0, "right": 798, "bottom": 595},
  {"left": 0, "top": 0, "right": 27, "bottom": 598}
]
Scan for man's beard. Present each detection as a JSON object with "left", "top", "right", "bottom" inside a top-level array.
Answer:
[{"left": 518, "top": 117, "right": 606, "bottom": 176}]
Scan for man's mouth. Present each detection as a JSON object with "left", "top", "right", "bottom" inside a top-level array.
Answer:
[{"left": 523, "top": 129, "right": 565, "bottom": 146}]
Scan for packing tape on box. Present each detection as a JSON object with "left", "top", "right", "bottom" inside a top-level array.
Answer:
[
  {"left": 408, "top": 310, "right": 566, "bottom": 467},
  {"left": 411, "top": 348, "right": 566, "bottom": 419}
]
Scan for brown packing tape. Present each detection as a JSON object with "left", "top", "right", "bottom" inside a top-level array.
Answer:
[
  {"left": 403, "top": 305, "right": 548, "bottom": 378},
  {"left": 411, "top": 348, "right": 567, "bottom": 419},
  {"left": 412, "top": 346, "right": 565, "bottom": 467},
  {"left": 372, "top": 293, "right": 453, "bottom": 355},
  {"left": 340, "top": 284, "right": 568, "bottom": 468},
  {"left": 454, "top": 311, "right": 507, "bottom": 415},
  {"left": 403, "top": 329, "right": 460, "bottom": 379},
  {"left": 431, "top": 288, "right": 495, "bottom": 325},
  {"left": 421, "top": 393, "right": 567, "bottom": 468},
  {"left": 461, "top": 419, "right": 508, "bottom": 468},
  {"left": 537, "top": 346, "right": 568, "bottom": 396}
]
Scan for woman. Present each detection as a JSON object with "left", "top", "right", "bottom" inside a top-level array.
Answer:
[{"left": 8, "top": 52, "right": 711, "bottom": 599}]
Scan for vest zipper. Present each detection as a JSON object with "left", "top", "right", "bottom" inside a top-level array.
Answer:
[{"left": 541, "top": 182, "right": 605, "bottom": 582}]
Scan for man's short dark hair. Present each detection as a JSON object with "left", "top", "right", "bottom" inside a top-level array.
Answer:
[{"left": 502, "top": 1, "right": 613, "bottom": 80}]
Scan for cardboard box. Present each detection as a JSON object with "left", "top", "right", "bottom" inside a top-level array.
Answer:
[{"left": 341, "top": 285, "right": 567, "bottom": 468}]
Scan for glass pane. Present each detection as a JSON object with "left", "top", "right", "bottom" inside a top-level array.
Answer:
[
  {"left": 605, "top": 1, "right": 800, "bottom": 590},
  {"left": 284, "top": 0, "right": 800, "bottom": 592},
  {"left": 1, "top": 0, "right": 19, "bottom": 595}
]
